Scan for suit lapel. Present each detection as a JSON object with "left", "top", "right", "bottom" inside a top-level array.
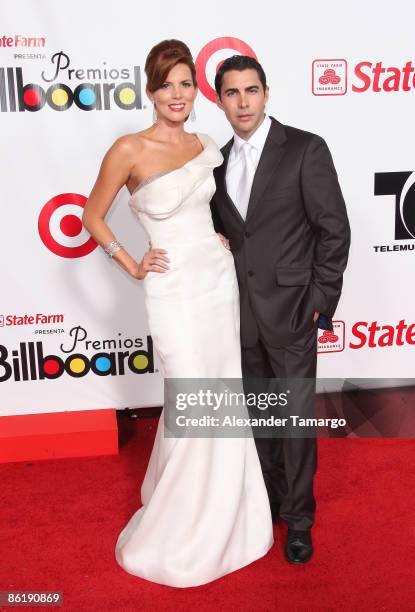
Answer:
[
  {"left": 245, "top": 117, "right": 287, "bottom": 224},
  {"left": 216, "top": 137, "right": 245, "bottom": 225}
]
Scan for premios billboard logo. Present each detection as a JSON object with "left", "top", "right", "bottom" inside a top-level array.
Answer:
[
  {"left": 0, "top": 325, "right": 154, "bottom": 382},
  {"left": 0, "top": 51, "right": 142, "bottom": 112}
]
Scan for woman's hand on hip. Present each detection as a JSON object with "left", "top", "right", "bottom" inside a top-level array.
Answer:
[{"left": 133, "top": 248, "right": 169, "bottom": 280}]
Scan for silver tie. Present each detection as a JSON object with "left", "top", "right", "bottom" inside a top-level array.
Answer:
[{"left": 236, "top": 141, "right": 256, "bottom": 221}]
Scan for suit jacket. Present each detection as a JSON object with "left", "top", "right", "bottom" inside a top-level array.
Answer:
[{"left": 210, "top": 116, "right": 351, "bottom": 348}]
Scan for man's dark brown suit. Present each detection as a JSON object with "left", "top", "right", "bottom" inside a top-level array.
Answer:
[{"left": 210, "top": 116, "right": 350, "bottom": 529}]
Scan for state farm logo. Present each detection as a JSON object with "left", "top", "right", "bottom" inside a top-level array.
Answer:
[
  {"left": 38, "top": 193, "right": 97, "bottom": 258},
  {"left": 313, "top": 58, "right": 415, "bottom": 95},
  {"left": 312, "top": 60, "right": 347, "bottom": 95},
  {"left": 350, "top": 319, "right": 415, "bottom": 349},
  {"left": 195, "top": 37, "right": 257, "bottom": 102},
  {"left": 317, "top": 321, "right": 345, "bottom": 354},
  {"left": 0, "top": 313, "right": 64, "bottom": 326},
  {"left": 373, "top": 171, "right": 415, "bottom": 254},
  {"left": 0, "top": 34, "right": 46, "bottom": 48}
]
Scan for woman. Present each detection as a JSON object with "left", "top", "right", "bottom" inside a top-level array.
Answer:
[{"left": 82, "top": 39, "right": 273, "bottom": 588}]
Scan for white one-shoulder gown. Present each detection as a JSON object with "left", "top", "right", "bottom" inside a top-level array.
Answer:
[{"left": 115, "top": 132, "right": 273, "bottom": 588}]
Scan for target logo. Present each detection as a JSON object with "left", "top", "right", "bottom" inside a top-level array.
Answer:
[
  {"left": 195, "top": 37, "right": 257, "bottom": 103},
  {"left": 38, "top": 193, "right": 97, "bottom": 258}
]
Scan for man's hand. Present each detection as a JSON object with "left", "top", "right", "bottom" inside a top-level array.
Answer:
[
  {"left": 217, "top": 233, "right": 230, "bottom": 250},
  {"left": 313, "top": 311, "right": 320, "bottom": 323}
]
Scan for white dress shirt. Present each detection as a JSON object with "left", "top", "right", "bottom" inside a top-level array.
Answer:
[{"left": 226, "top": 114, "right": 272, "bottom": 216}]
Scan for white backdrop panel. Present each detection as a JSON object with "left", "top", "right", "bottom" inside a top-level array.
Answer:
[{"left": 1, "top": 0, "right": 414, "bottom": 415}]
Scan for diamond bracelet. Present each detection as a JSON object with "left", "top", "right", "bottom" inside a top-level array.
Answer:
[{"left": 104, "top": 240, "right": 123, "bottom": 258}]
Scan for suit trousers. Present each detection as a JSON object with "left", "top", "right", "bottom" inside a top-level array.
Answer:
[{"left": 241, "top": 323, "right": 318, "bottom": 531}]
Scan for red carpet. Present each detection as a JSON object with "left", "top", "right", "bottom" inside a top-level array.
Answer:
[{"left": 2, "top": 411, "right": 415, "bottom": 611}]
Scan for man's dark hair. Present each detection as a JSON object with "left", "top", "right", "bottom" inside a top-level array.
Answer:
[{"left": 214, "top": 55, "right": 267, "bottom": 98}]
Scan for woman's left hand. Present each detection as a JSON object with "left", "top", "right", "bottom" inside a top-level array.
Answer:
[{"left": 217, "top": 233, "right": 231, "bottom": 250}]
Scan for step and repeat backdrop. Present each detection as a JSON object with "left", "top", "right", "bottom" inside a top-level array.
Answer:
[{"left": 1, "top": 0, "right": 414, "bottom": 415}]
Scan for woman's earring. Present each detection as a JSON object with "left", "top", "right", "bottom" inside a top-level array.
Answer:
[
  {"left": 190, "top": 106, "right": 196, "bottom": 122},
  {"left": 152, "top": 103, "right": 157, "bottom": 123}
]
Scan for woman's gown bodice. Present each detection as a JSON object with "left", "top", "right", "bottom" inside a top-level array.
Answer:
[{"left": 128, "top": 133, "right": 222, "bottom": 247}]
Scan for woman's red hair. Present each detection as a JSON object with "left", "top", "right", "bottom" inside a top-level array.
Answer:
[{"left": 145, "top": 39, "right": 197, "bottom": 93}]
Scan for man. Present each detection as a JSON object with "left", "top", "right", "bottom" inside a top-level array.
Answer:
[{"left": 210, "top": 55, "right": 350, "bottom": 564}]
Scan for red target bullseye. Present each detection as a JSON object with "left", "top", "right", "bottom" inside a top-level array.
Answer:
[
  {"left": 60, "top": 214, "right": 83, "bottom": 237},
  {"left": 38, "top": 193, "right": 97, "bottom": 258}
]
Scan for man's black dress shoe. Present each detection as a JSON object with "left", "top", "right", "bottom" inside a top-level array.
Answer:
[{"left": 284, "top": 529, "right": 313, "bottom": 564}]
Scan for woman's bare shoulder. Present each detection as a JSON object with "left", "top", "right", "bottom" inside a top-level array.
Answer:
[{"left": 110, "top": 131, "right": 147, "bottom": 156}]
